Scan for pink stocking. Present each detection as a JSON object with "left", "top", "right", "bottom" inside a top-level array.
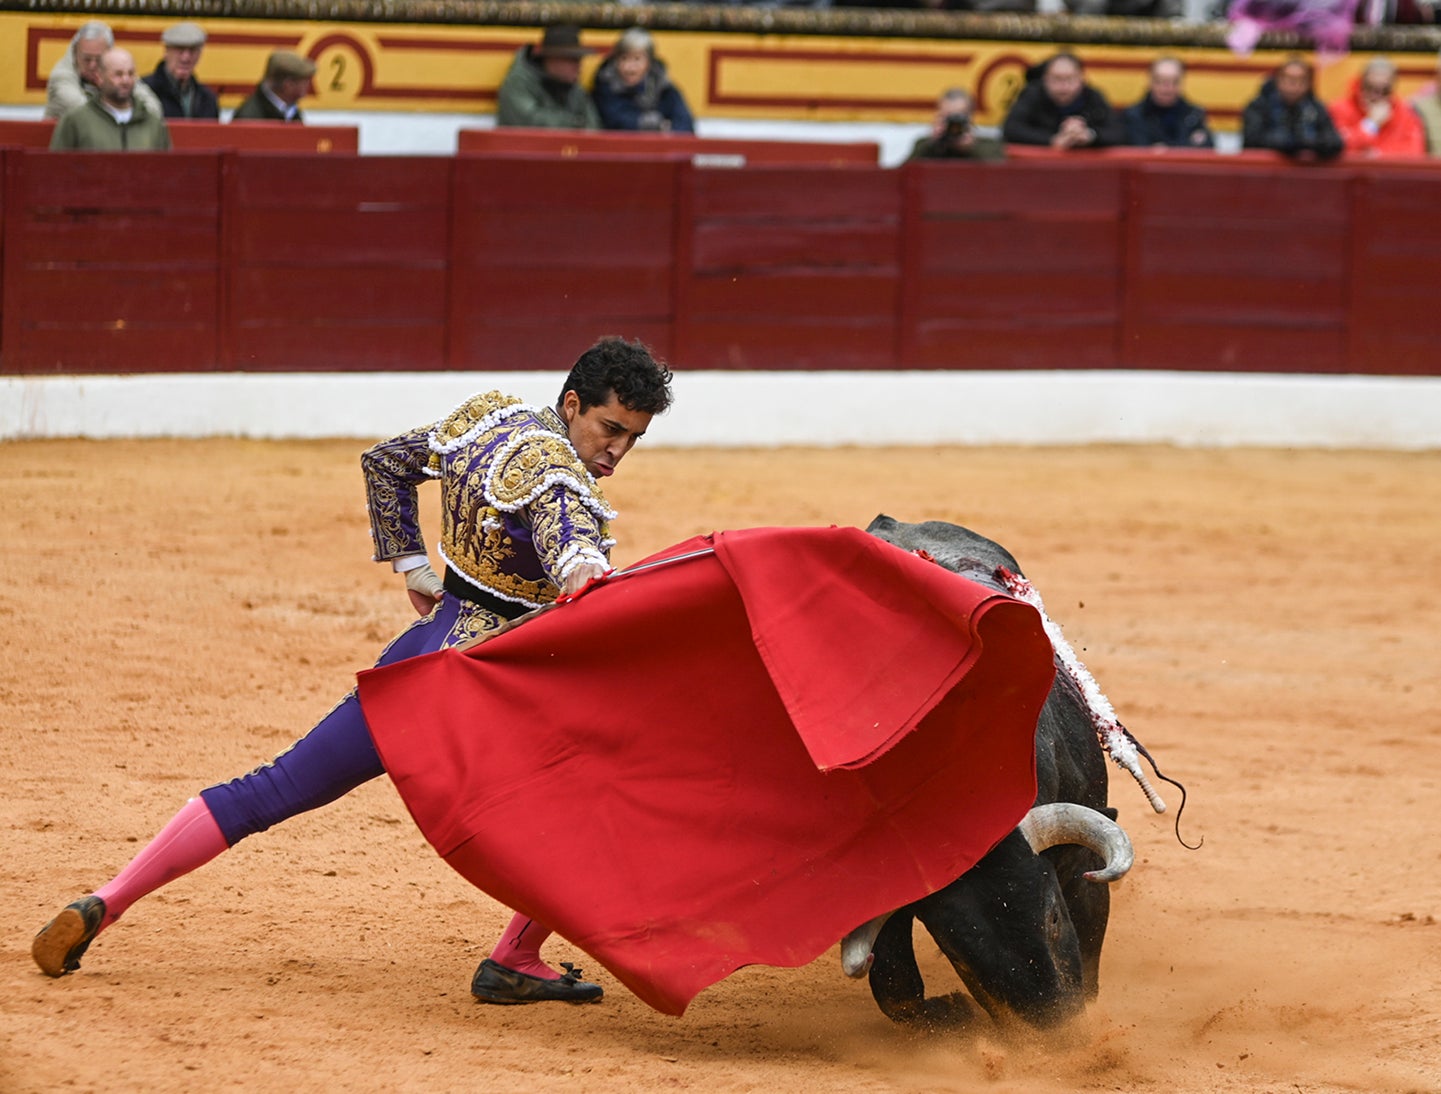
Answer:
[
  {"left": 92, "top": 797, "right": 229, "bottom": 930},
  {"left": 488, "top": 913, "right": 559, "bottom": 979}
]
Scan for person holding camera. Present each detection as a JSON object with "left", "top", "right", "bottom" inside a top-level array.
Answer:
[{"left": 907, "top": 88, "right": 1005, "bottom": 161}]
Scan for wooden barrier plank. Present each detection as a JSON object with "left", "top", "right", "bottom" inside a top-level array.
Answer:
[
  {"left": 465, "top": 268, "right": 675, "bottom": 317},
  {"left": 900, "top": 160, "right": 1124, "bottom": 369},
  {"left": 2, "top": 150, "right": 221, "bottom": 374},
  {"left": 169, "top": 121, "right": 358, "bottom": 154},
  {"left": 448, "top": 157, "right": 678, "bottom": 369},
  {"left": 222, "top": 154, "right": 450, "bottom": 371},
  {"left": 678, "top": 164, "right": 900, "bottom": 369},
  {"left": 229, "top": 208, "right": 450, "bottom": 264},
  {"left": 0, "top": 120, "right": 54, "bottom": 149},
  {"left": 1347, "top": 170, "right": 1441, "bottom": 376},
  {"left": 0, "top": 119, "right": 359, "bottom": 154},
  {"left": 1121, "top": 162, "right": 1352, "bottom": 373},
  {"left": 457, "top": 127, "right": 878, "bottom": 165}
]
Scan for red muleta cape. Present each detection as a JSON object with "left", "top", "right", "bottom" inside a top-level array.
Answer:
[{"left": 357, "top": 525, "right": 1055, "bottom": 1015}]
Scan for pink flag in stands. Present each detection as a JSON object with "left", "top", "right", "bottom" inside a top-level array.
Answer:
[{"left": 1225, "top": 0, "right": 1374, "bottom": 57}]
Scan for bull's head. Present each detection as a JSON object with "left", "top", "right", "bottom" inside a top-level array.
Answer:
[{"left": 843, "top": 803, "right": 1131, "bottom": 1031}]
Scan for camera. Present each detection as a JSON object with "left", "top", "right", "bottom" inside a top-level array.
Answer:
[{"left": 941, "top": 112, "right": 972, "bottom": 142}]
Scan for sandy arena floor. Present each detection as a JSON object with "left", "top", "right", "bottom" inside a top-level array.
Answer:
[{"left": 1, "top": 438, "right": 1438, "bottom": 1094}]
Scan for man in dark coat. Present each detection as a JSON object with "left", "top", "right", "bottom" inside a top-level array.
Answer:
[
  {"left": 1123, "top": 57, "right": 1214, "bottom": 148},
  {"left": 232, "top": 50, "right": 316, "bottom": 123},
  {"left": 1002, "top": 52, "right": 1126, "bottom": 149},
  {"left": 141, "top": 22, "right": 220, "bottom": 120},
  {"left": 497, "top": 24, "right": 601, "bottom": 129},
  {"left": 1241, "top": 57, "right": 1344, "bottom": 160}
]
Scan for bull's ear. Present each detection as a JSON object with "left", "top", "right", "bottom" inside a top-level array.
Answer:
[{"left": 1102, "top": 806, "right": 1119, "bottom": 822}]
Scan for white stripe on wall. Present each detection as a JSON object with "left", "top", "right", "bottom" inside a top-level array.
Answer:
[{"left": 3, "top": 371, "right": 1438, "bottom": 449}]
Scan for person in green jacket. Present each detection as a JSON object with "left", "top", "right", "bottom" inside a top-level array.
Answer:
[
  {"left": 50, "top": 48, "right": 171, "bottom": 152},
  {"left": 496, "top": 24, "right": 601, "bottom": 130},
  {"left": 231, "top": 50, "right": 317, "bottom": 123}
]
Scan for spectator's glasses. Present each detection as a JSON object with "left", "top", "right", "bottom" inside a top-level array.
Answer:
[{"left": 1361, "top": 81, "right": 1393, "bottom": 99}]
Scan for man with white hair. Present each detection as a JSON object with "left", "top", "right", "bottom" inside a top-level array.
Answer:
[
  {"left": 45, "top": 21, "right": 162, "bottom": 120},
  {"left": 50, "top": 47, "right": 171, "bottom": 151}
]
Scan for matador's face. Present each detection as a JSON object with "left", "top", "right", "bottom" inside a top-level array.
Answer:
[{"left": 561, "top": 391, "right": 652, "bottom": 480}]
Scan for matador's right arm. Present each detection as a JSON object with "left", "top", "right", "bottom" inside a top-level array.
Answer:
[{"left": 360, "top": 423, "right": 436, "bottom": 565}]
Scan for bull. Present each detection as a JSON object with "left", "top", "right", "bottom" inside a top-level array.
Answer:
[{"left": 841, "top": 515, "right": 1167, "bottom": 1033}]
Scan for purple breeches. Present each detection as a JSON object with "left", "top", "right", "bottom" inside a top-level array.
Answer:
[{"left": 200, "top": 596, "right": 465, "bottom": 847}]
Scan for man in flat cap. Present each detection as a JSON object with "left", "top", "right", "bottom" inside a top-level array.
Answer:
[
  {"left": 496, "top": 24, "right": 601, "bottom": 129},
  {"left": 142, "top": 22, "right": 219, "bottom": 120},
  {"left": 232, "top": 50, "right": 316, "bottom": 123}
]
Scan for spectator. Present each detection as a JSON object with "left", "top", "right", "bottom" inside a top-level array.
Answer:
[
  {"left": 1411, "top": 49, "right": 1441, "bottom": 155},
  {"left": 1329, "top": 57, "right": 1426, "bottom": 156},
  {"left": 496, "top": 25, "right": 601, "bottom": 130},
  {"left": 1002, "top": 52, "right": 1126, "bottom": 149},
  {"left": 1241, "top": 57, "right": 1345, "bottom": 159},
  {"left": 591, "top": 28, "right": 695, "bottom": 134},
  {"left": 906, "top": 88, "right": 1005, "bottom": 161},
  {"left": 1123, "top": 57, "right": 1215, "bottom": 148},
  {"left": 45, "top": 20, "right": 162, "bottom": 121},
  {"left": 232, "top": 51, "right": 316, "bottom": 123},
  {"left": 141, "top": 21, "right": 219, "bottom": 120},
  {"left": 50, "top": 48, "right": 170, "bottom": 151},
  {"left": 832, "top": 0, "right": 1037, "bottom": 11},
  {"left": 1067, "top": 0, "right": 1182, "bottom": 12},
  {"left": 1353, "top": 0, "right": 1436, "bottom": 22}
]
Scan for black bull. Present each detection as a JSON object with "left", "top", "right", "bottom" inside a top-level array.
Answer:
[{"left": 851, "top": 515, "right": 1135, "bottom": 1032}]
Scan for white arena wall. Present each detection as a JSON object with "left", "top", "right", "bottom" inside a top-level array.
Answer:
[{"left": 3, "top": 371, "right": 1438, "bottom": 449}]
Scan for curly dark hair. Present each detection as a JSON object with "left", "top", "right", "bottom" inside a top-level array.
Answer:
[{"left": 558, "top": 337, "right": 674, "bottom": 416}]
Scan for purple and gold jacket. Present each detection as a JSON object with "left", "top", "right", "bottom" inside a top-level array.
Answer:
[{"left": 361, "top": 392, "right": 615, "bottom": 625}]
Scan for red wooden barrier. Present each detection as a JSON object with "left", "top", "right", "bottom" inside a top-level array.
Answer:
[
  {"left": 1121, "top": 161, "right": 1352, "bottom": 372},
  {"left": 222, "top": 155, "right": 450, "bottom": 370},
  {"left": 3, "top": 150, "right": 1441, "bottom": 378},
  {"left": 0, "top": 118, "right": 358, "bottom": 153},
  {"left": 0, "top": 120, "right": 53, "bottom": 149},
  {"left": 457, "top": 126, "right": 879, "bottom": 166},
  {"left": 1347, "top": 167, "right": 1441, "bottom": 376},
  {"left": 172, "top": 121, "right": 359, "bottom": 154},
  {"left": 448, "top": 156, "right": 679, "bottom": 370},
  {"left": 1, "top": 150, "right": 221, "bottom": 373},
  {"left": 901, "top": 160, "right": 1125, "bottom": 369},
  {"left": 677, "top": 165, "right": 901, "bottom": 369}
]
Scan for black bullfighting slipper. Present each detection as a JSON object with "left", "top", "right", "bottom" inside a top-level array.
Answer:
[
  {"left": 470, "top": 958, "right": 604, "bottom": 1005},
  {"left": 32, "top": 895, "right": 107, "bottom": 978}
]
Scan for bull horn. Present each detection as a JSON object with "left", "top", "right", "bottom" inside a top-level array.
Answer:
[
  {"left": 1018, "top": 802, "right": 1134, "bottom": 883},
  {"left": 839, "top": 913, "right": 891, "bottom": 978}
]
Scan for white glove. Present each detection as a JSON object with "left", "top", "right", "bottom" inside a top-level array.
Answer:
[{"left": 404, "top": 563, "right": 444, "bottom": 614}]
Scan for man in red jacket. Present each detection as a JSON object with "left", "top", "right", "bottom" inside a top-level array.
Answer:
[{"left": 1329, "top": 57, "right": 1426, "bottom": 157}]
